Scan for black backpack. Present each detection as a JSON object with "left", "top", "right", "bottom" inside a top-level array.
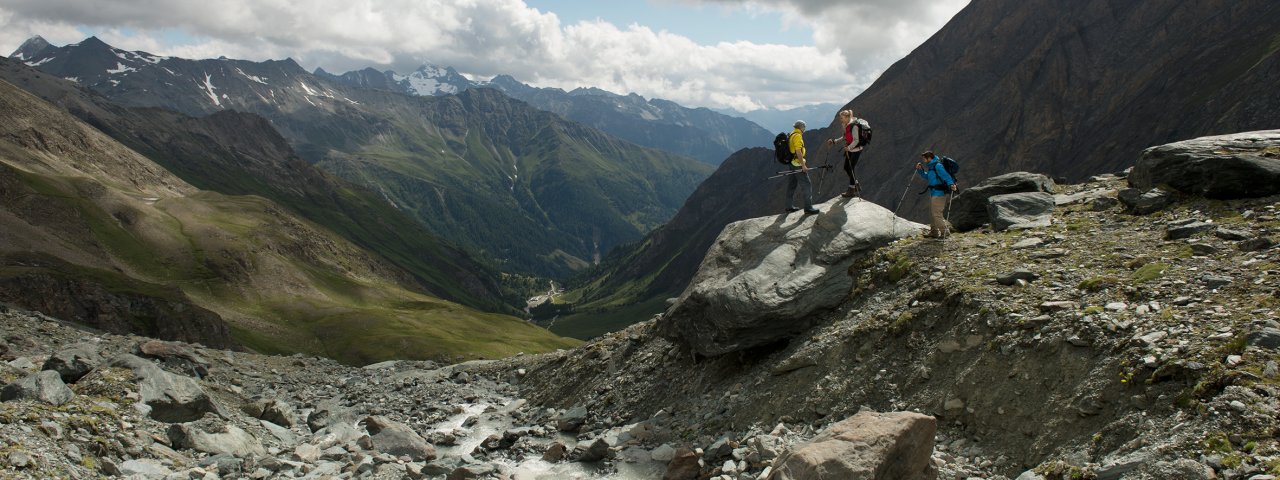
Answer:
[
  {"left": 773, "top": 132, "right": 794, "bottom": 164},
  {"left": 853, "top": 118, "right": 872, "bottom": 147},
  {"left": 940, "top": 156, "right": 959, "bottom": 180}
]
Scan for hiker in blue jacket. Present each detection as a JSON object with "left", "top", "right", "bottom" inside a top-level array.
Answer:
[{"left": 916, "top": 150, "right": 956, "bottom": 238}]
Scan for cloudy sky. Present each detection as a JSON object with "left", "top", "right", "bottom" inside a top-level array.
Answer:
[{"left": 0, "top": 0, "right": 968, "bottom": 112}]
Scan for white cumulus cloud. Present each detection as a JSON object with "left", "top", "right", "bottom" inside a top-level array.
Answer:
[{"left": 0, "top": 0, "right": 968, "bottom": 111}]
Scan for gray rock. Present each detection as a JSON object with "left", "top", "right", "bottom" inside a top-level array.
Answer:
[
  {"left": 168, "top": 424, "right": 266, "bottom": 458},
  {"left": 987, "top": 192, "right": 1055, "bottom": 231},
  {"left": 768, "top": 411, "right": 937, "bottom": 480},
  {"left": 1095, "top": 451, "right": 1152, "bottom": 480},
  {"left": 7, "top": 451, "right": 31, "bottom": 469},
  {"left": 1091, "top": 196, "right": 1119, "bottom": 211},
  {"left": 1166, "top": 221, "right": 1215, "bottom": 240},
  {"left": 1054, "top": 188, "right": 1115, "bottom": 206},
  {"left": 119, "top": 458, "right": 173, "bottom": 477},
  {"left": 1248, "top": 328, "right": 1280, "bottom": 350},
  {"left": 41, "top": 343, "right": 103, "bottom": 383},
  {"left": 307, "top": 401, "right": 355, "bottom": 433},
  {"left": 657, "top": 198, "right": 922, "bottom": 356},
  {"left": 1201, "top": 275, "right": 1233, "bottom": 289},
  {"left": 1129, "top": 130, "right": 1280, "bottom": 199},
  {"left": 651, "top": 444, "right": 677, "bottom": 462},
  {"left": 260, "top": 399, "right": 297, "bottom": 428},
  {"left": 556, "top": 405, "right": 589, "bottom": 432},
  {"left": 1, "top": 370, "right": 74, "bottom": 406},
  {"left": 950, "top": 172, "right": 1056, "bottom": 231},
  {"left": 104, "top": 354, "right": 221, "bottom": 422},
  {"left": 1011, "top": 237, "right": 1044, "bottom": 249},
  {"left": 1039, "top": 301, "right": 1079, "bottom": 312},
  {"left": 1215, "top": 228, "right": 1253, "bottom": 241},
  {"left": 360, "top": 415, "right": 437, "bottom": 462},
  {"left": 137, "top": 339, "right": 209, "bottom": 378},
  {"left": 447, "top": 463, "right": 499, "bottom": 480},
  {"left": 1014, "top": 471, "right": 1047, "bottom": 480},
  {"left": 1189, "top": 244, "right": 1220, "bottom": 256},
  {"left": 997, "top": 269, "right": 1040, "bottom": 286},
  {"left": 1141, "top": 459, "right": 1216, "bottom": 480},
  {"left": 1239, "top": 237, "right": 1276, "bottom": 252},
  {"left": 575, "top": 438, "right": 611, "bottom": 462},
  {"left": 1117, "top": 188, "right": 1175, "bottom": 215}
]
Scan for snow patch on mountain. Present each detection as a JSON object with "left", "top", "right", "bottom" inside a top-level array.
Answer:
[
  {"left": 24, "top": 57, "right": 54, "bottom": 67},
  {"left": 297, "top": 81, "right": 318, "bottom": 96},
  {"left": 236, "top": 68, "right": 269, "bottom": 85},
  {"left": 107, "top": 63, "right": 136, "bottom": 74},
  {"left": 392, "top": 73, "right": 443, "bottom": 95},
  {"left": 200, "top": 73, "right": 221, "bottom": 107}
]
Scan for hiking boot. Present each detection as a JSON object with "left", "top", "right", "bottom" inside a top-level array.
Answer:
[
  {"left": 804, "top": 208, "right": 821, "bottom": 215},
  {"left": 841, "top": 182, "right": 862, "bottom": 198},
  {"left": 786, "top": 207, "right": 801, "bottom": 213}
]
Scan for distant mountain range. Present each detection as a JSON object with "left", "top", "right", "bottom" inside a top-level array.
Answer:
[
  {"left": 549, "top": 0, "right": 1280, "bottom": 336},
  {"left": 10, "top": 36, "right": 714, "bottom": 280},
  {"left": 315, "top": 65, "right": 774, "bottom": 166},
  {"left": 715, "top": 102, "right": 845, "bottom": 137},
  {"left": 0, "top": 63, "right": 578, "bottom": 364}
]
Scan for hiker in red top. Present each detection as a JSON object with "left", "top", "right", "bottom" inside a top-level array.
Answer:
[{"left": 826, "top": 110, "right": 870, "bottom": 198}]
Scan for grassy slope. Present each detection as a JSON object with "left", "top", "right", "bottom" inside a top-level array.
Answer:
[{"left": 0, "top": 107, "right": 579, "bottom": 365}]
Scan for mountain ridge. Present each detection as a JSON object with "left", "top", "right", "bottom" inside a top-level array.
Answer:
[
  {"left": 315, "top": 63, "right": 773, "bottom": 166},
  {"left": 11, "top": 37, "right": 714, "bottom": 280}
]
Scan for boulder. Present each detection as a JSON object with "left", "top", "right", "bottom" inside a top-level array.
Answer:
[
  {"left": 104, "top": 354, "right": 221, "bottom": 422},
  {"left": 663, "top": 447, "right": 701, "bottom": 480},
  {"left": 556, "top": 405, "right": 589, "bottom": 432},
  {"left": 1129, "top": 130, "right": 1280, "bottom": 199},
  {"left": 949, "top": 172, "right": 1055, "bottom": 231},
  {"left": 360, "top": 415, "right": 437, "bottom": 462},
  {"left": 42, "top": 343, "right": 103, "bottom": 383},
  {"left": 260, "top": 399, "right": 297, "bottom": 428},
  {"left": 1117, "top": 188, "right": 1175, "bottom": 215},
  {"left": 1, "top": 370, "right": 74, "bottom": 406},
  {"left": 1166, "top": 221, "right": 1214, "bottom": 240},
  {"left": 767, "top": 411, "right": 937, "bottom": 480},
  {"left": 575, "top": 438, "right": 611, "bottom": 462},
  {"left": 656, "top": 198, "right": 922, "bottom": 357},
  {"left": 987, "top": 192, "right": 1055, "bottom": 231},
  {"left": 137, "top": 339, "right": 209, "bottom": 378},
  {"left": 168, "top": 424, "right": 266, "bottom": 458}
]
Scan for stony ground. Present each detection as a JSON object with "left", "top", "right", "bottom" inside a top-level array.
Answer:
[
  {"left": 516, "top": 174, "right": 1280, "bottom": 480},
  {"left": 2, "top": 174, "right": 1279, "bottom": 479}
]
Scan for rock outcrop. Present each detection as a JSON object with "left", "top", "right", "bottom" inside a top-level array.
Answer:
[
  {"left": 1128, "top": 130, "right": 1280, "bottom": 199},
  {"left": 657, "top": 198, "right": 922, "bottom": 356},
  {"left": 949, "top": 172, "right": 1056, "bottom": 232}
]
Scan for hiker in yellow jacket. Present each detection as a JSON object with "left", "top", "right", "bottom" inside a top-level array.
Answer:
[{"left": 784, "top": 121, "right": 820, "bottom": 215}]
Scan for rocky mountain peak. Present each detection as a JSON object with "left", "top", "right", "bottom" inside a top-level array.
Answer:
[{"left": 9, "top": 35, "right": 50, "bottom": 60}]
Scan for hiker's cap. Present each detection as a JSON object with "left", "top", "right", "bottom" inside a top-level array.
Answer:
[
  {"left": 920, "top": 150, "right": 935, "bottom": 158},
  {"left": 794, "top": 120, "right": 806, "bottom": 129}
]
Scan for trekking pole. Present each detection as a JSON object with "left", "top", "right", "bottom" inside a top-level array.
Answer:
[
  {"left": 814, "top": 142, "right": 834, "bottom": 198},
  {"left": 891, "top": 170, "right": 917, "bottom": 236},
  {"left": 765, "top": 165, "right": 832, "bottom": 180}
]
